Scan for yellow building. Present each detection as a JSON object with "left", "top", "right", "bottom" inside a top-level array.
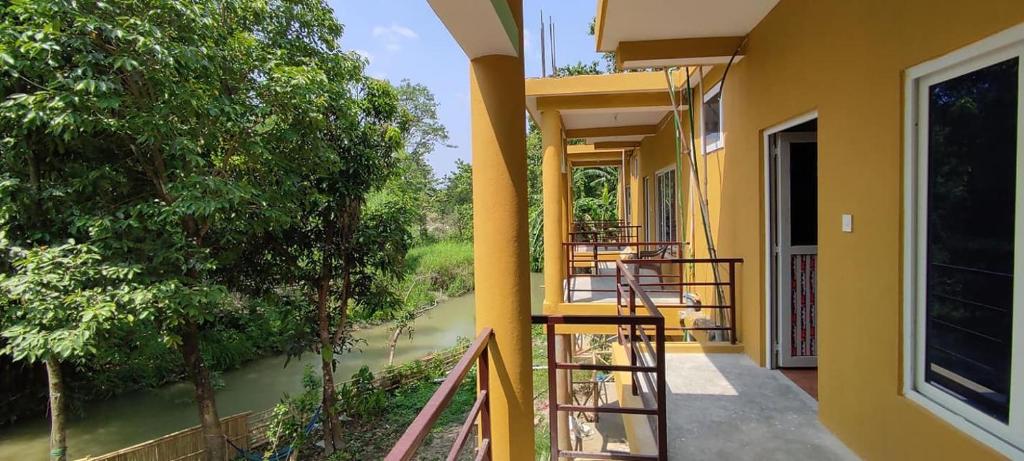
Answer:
[{"left": 389, "top": 1, "right": 1024, "bottom": 460}]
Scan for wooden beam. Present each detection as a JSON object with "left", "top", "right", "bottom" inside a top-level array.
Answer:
[
  {"left": 616, "top": 36, "right": 745, "bottom": 69},
  {"left": 565, "top": 124, "right": 657, "bottom": 139},
  {"left": 537, "top": 92, "right": 674, "bottom": 111},
  {"left": 594, "top": 141, "right": 640, "bottom": 149}
]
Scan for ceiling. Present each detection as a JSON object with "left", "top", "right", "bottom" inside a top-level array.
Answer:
[{"left": 597, "top": 0, "right": 779, "bottom": 52}]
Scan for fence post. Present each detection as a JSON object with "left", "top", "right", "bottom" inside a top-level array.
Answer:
[
  {"left": 629, "top": 288, "right": 638, "bottom": 397},
  {"left": 656, "top": 319, "right": 667, "bottom": 461},
  {"left": 729, "top": 261, "right": 737, "bottom": 345},
  {"left": 546, "top": 323, "right": 558, "bottom": 461},
  {"left": 479, "top": 339, "right": 491, "bottom": 459}
]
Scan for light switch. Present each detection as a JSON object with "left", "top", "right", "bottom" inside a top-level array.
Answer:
[{"left": 841, "top": 214, "right": 853, "bottom": 233}]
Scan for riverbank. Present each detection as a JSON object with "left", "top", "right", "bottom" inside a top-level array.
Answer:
[{"left": 0, "top": 272, "right": 544, "bottom": 460}]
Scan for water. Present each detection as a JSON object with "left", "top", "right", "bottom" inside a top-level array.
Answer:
[{"left": 0, "top": 273, "right": 544, "bottom": 460}]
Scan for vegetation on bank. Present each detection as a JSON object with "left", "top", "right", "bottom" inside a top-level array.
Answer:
[
  {"left": 0, "top": 1, "right": 476, "bottom": 458},
  {"left": 264, "top": 342, "right": 477, "bottom": 461}
]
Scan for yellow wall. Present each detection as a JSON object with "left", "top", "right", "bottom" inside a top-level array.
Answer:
[
  {"left": 636, "top": 114, "right": 691, "bottom": 244},
  {"left": 689, "top": 1, "right": 1023, "bottom": 459}
]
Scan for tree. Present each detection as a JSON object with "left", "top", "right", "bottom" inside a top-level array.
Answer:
[
  {"left": 432, "top": 159, "right": 474, "bottom": 239},
  {"left": 0, "top": 242, "right": 150, "bottom": 461},
  {"left": 261, "top": 75, "right": 405, "bottom": 454},
  {"left": 0, "top": 1, "right": 381, "bottom": 459},
  {"left": 572, "top": 167, "right": 620, "bottom": 222},
  {"left": 391, "top": 80, "right": 452, "bottom": 241}
]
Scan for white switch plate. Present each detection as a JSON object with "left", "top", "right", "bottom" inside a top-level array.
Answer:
[{"left": 841, "top": 214, "right": 853, "bottom": 233}]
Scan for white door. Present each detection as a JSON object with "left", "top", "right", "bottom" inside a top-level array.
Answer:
[{"left": 777, "top": 132, "right": 818, "bottom": 367}]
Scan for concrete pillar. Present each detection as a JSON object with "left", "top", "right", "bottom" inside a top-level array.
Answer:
[
  {"left": 469, "top": 1, "right": 532, "bottom": 458},
  {"left": 542, "top": 110, "right": 565, "bottom": 310},
  {"left": 560, "top": 155, "right": 570, "bottom": 283}
]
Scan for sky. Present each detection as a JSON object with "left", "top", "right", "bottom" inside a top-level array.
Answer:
[{"left": 328, "top": 0, "right": 607, "bottom": 177}]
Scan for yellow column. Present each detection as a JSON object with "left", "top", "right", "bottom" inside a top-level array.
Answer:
[
  {"left": 542, "top": 110, "right": 564, "bottom": 310},
  {"left": 469, "top": 1, "right": 532, "bottom": 459}
]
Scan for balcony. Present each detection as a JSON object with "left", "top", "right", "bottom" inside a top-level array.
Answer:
[{"left": 386, "top": 260, "right": 856, "bottom": 461}]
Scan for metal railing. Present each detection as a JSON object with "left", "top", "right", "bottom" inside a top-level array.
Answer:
[
  {"left": 533, "top": 260, "right": 668, "bottom": 461},
  {"left": 570, "top": 220, "right": 641, "bottom": 244},
  {"left": 617, "top": 258, "right": 743, "bottom": 344},
  {"left": 564, "top": 241, "right": 685, "bottom": 302},
  {"left": 385, "top": 329, "right": 493, "bottom": 461}
]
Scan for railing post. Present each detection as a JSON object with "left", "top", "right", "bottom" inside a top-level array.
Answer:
[
  {"left": 616, "top": 263, "right": 622, "bottom": 308},
  {"left": 546, "top": 323, "right": 558, "bottom": 461},
  {"left": 656, "top": 318, "right": 667, "bottom": 461},
  {"left": 479, "top": 342, "right": 491, "bottom": 460},
  {"left": 728, "top": 261, "right": 737, "bottom": 345},
  {"left": 629, "top": 288, "right": 638, "bottom": 397}
]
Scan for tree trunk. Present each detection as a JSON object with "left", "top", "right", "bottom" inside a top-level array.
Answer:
[
  {"left": 45, "top": 356, "right": 67, "bottom": 461},
  {"left": 181, "top": 321, "right": 226, "bottom": 461},
  {"left": 387, "top": 325, "right": 404, "bottom": 366},
  {"left": 317, "top": 272, "right": 344, "bottom": 455}
]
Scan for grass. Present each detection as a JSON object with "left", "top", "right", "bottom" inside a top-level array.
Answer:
[
  {"left": 340, "top": 373, "right": 477, "bottom": 460},
  {"left": 406, "top": 240, "right": 475, "bottom": 297}
]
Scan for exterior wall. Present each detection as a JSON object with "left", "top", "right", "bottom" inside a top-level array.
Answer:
[
  {"left": 696, "top": 1, "right": 1024, "bottom": 459},
  {"left": 636, "top": 115, "right": 692, "bottom": 245}
]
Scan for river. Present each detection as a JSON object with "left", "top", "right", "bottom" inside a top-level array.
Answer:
[{"left": 0, "top": 273, "right": 544, "bottom": 460}]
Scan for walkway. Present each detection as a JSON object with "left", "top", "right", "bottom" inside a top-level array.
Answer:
[{"left": 663, "top": 353, "right": 858, "bottom": 461}]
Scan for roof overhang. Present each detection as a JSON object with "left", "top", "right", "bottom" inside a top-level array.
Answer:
[
  {"left": 428, "top": 0, "right": 519, "bottom": 58},
  {"left": 526, "top": 71, "right": 696, "bottom": 145},
  {"left": 596, "top": 0, "right": 777, "bottom": 69},
  {"left": 567, "top": 144, "right": 628, "bottom": 164}
]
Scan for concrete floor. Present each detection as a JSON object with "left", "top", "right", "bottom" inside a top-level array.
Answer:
[
  {"left": 663, "top": 353, "right": 858, "bottom": 461},
  {"left": 565, "top": 264, "right": 685, "bottom": 304},
  {"left": 578, "top": 382, "right": 630, "bottom": 454}
]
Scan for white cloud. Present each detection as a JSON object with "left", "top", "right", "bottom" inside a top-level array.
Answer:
[
  {"left": 353, "top": 49, "right": 373, "bottom": 63},
  {"left": 372, "top": 24, "right": 418, "bottom": 52}
]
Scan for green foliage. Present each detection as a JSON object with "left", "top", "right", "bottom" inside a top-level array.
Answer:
[
  {"left": 0, "top": 242, "right": 151, "bottom": 363},
  {"left": 405, "top": 241, "right": 474, "bottom": 297},
  {"left": 573, "top": 167, "right": 620, "bottom": 222},
  {"left": 430, "top": 160, "right": 473, "bottom": 240},
  {"left": 526, "top": 123, "right": 544, "bottom": 272},
  {"left": 337, "top": 366, "right": 387, "bottom": 419},
  {"left": 265, "top": 366, "right": 322, "bottom": 454}
]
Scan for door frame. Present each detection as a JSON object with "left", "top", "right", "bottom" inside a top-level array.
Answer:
[
  {"left": 777, "top": 131, "right": 818, "bottom": 367},
  {"left": 762, "top": 110, "right": 818, "bottom": 368}
]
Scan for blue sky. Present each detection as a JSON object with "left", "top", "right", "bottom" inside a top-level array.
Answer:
[{"left": 329, "top": 0, "right": 606, "bottom": 177}]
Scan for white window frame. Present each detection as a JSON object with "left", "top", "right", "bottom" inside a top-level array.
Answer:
[
  {"left": 703, "top": 81, "right": 724, "bottom": 154},
  {"left": 903, "top": 23, "right": 1024, "bottom": 458},
  {"left": 655, "top": 166, "right": 677, "bottom": 244}
]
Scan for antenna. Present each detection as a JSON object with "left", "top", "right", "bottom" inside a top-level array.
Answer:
[
  {"left": 540, "top": 11, "right": 546, "bottom": 77},
  {"left": 552, "top": 21, "right": 557, "bottom": 72},
  {"left": 549, "top": 17, "right": 555, "bottom": 74}
]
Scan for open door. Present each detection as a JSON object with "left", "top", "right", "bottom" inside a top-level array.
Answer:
[{"left": 775, "top": 131, "right": 818, "bottom": 368}]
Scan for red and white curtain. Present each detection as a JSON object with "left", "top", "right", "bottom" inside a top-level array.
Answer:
[{"left": 790, "top": 254, "right": 817, "bottom": 357}]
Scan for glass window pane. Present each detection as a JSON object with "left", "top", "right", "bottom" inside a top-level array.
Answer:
[
  {"left": 704, "top": 90, "right": 722, "bottom": 149},
  {"left": 789, "top": 142, "right": 818, "bottom": 246},
  {"left": 925, "top": 56, "right": 1019, "bottom": 422}
]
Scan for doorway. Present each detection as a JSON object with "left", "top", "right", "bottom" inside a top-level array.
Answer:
[{"left": 766, "top": 115, "right": 819, "bottom": 397}]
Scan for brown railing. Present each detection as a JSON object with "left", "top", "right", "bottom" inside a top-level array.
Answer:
[
  {"left": 533, "top": 261, "right": 668, "bottom": 460},
  {"left": 564, "top": 241, "right": 685, "bottom": 302},
  {"left": 385, "top": 328, "right": 493, "bottom": 461},
  {"left": 617, "top": 258, "right": 742, "bottom": 344},
  {"left": 570, "top": 220, "right": 641, "bottom": 244}
]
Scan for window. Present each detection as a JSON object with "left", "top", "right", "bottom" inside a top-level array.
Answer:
[
  {"left": 905, "top": 27, "right": 1024, "bottom": 456},
  {"left": 625, "top": 185, "right": 632, "bottom": 226},
  {"left": 655, "top": 169, "right": 676, "bottom": 243},
  {"left": 703, "top": 82, "right": 724, "bottom": 153},
  {"left": 643, "top": 176, "right": 651, "bottom": 241}
]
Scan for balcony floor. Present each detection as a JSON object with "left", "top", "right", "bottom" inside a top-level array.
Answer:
[
  {"left": 662, "top": 353, "right": 857, "bottom": 461},
  {"left": 566, "top": 264, "right": 684, "bottom": 304}
]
